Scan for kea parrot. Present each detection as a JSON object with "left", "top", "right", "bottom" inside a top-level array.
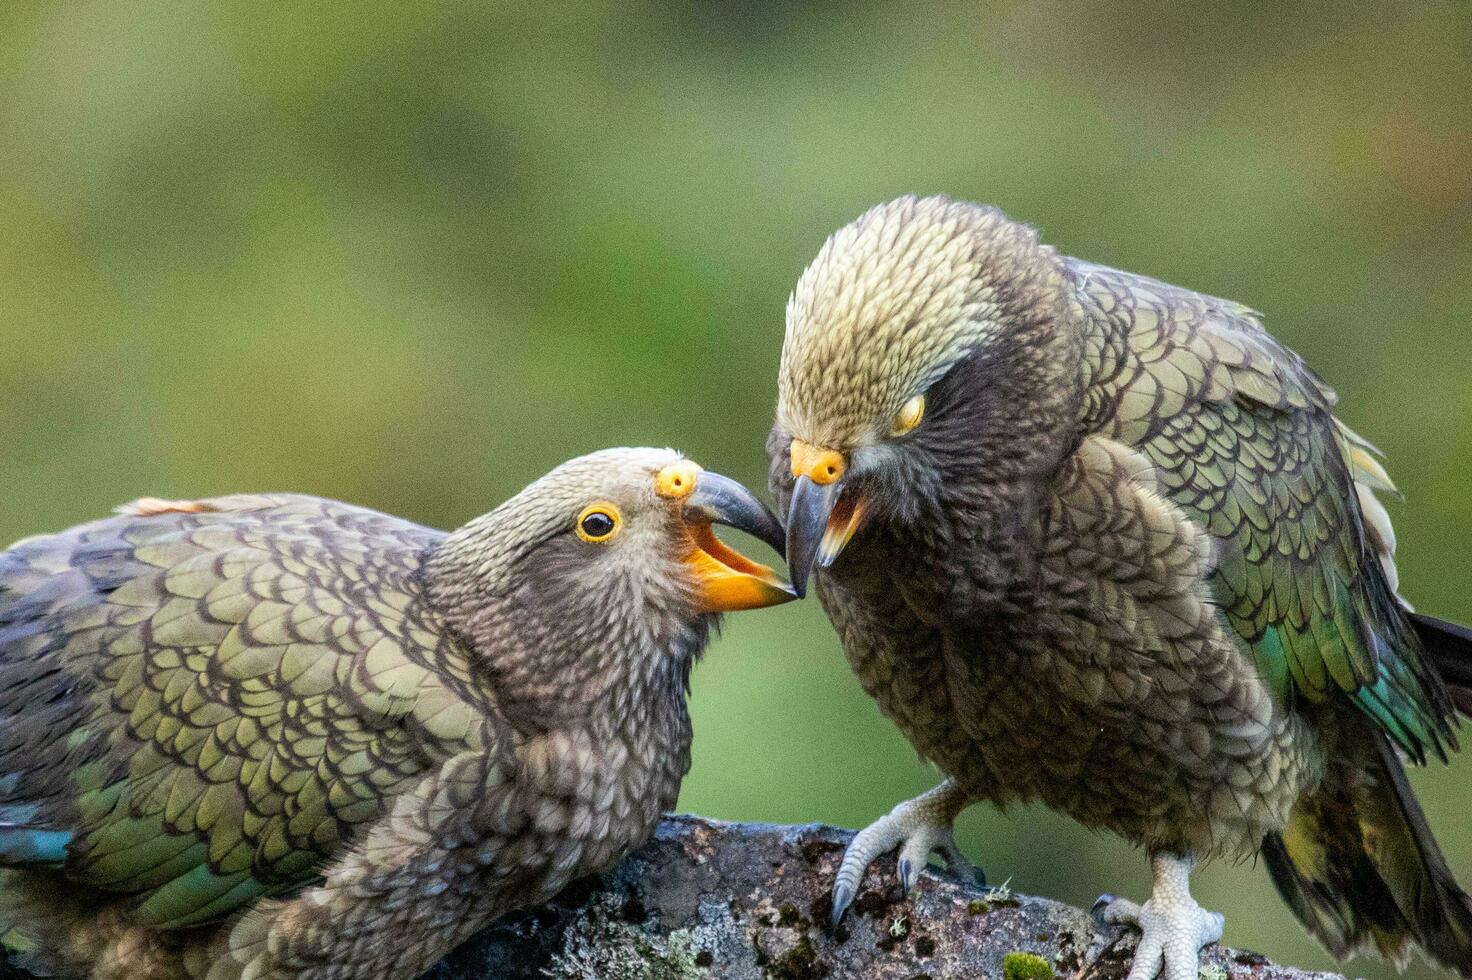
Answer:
[
  {"left": 768, "top": 194, "right": 1472, "bottom": 980},
  {"left": 0, "top": 448, "right": 793, "bottom": 979}
]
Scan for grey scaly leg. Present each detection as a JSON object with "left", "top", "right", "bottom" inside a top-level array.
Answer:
[
  {"left": 831, "top": 779, "right": 978, "bottom": 925},
  {"left": 1093, "top": 852, "right": 1224, "bottom": 980}
]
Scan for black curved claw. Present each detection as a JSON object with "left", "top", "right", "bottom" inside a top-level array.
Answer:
[
  {"left": 898, "top": 857, "right": 915, "bottom": 895},
  {"left": 1090, "top": 893, "right": 1117, "bottom": 926},
  {"left": 831, "top": 882, "right": 856, "bottom": 927}
]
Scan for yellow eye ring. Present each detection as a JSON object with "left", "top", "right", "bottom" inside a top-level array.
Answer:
[
  {"left": 575, "top": 502, "right": 622, "bottom": 543},
  {"left": 891, "top": 394, "right": 925, "bottom": 436}
]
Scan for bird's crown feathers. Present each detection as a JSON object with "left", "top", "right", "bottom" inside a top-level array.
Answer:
[{"left": 778, "top": 195, "right": 1066, "bottom": 446}]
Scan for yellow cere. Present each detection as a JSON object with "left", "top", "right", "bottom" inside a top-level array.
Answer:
[
  {"left": 575, "top": 501, "right": 622, "bottom": 543},
  {"left": 789, "top": 439, "right": 847, "bottom": 485},
  {"left": 891, "top": 394, "right": 925, "bottom": 436},
  {"left": 655, "top": 460, "right": 702, "bottom": 500}
]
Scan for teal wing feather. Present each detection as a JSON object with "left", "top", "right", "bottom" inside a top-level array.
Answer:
[
  {"left": 0, "top": 494, "right": 484, "bottom": 929},
  {"left": 1071, "top": 259, "right": 1457, "bottom": 763}
]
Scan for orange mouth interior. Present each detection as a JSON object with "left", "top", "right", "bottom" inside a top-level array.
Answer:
[
  {"left": 682, "top": 520, "right": 793, "bottom": 612},
  {"left": 691, "top": 522, "right": 777, "bottom": 579}
]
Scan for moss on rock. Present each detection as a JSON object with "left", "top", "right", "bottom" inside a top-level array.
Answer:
[{"left": 1001, "top": 950, "right": 1055, "bottom": 980}]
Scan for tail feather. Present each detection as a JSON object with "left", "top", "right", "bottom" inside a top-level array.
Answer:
[
  {"left": 1265, "top": 721, "right": 1472, "bottom": 975},
  {"left": 1412, "top": 613, "right": 1472, "bottom": 717}
]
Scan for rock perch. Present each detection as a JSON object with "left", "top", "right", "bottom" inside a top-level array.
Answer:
[{"left": 1, "top": 816, "right": 1344, "bottom": 979}]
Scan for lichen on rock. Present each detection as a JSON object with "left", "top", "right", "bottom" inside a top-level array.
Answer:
[{"left": 540, "top": 892, "right": 709, "bottom": 979}]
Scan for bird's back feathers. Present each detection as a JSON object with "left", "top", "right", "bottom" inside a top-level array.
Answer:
[
  {"left": 1071, "top": 258, "right": 1472, "bottom": 975},
  {"left": 1070, "top": 259, "right": 1459, "bottom": 764},
  {"left": 0, "top": 494, "right": 489, "bottom": 930}
]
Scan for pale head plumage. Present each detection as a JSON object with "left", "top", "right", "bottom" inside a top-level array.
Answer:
[
  {"left": 432, "top": 446, "right": 686, "bottom": 596},
  {"left": 777, "top": 194, "right": 1070, "bottom": 450},
  {"left": 770, "top": 197, "right": 1086, "bottom": 596},
  {"left": 425, "top": 447, "right": 791, "bottom": 725}
]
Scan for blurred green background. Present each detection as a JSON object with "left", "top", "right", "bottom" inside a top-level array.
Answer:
[{"left": 2, "top": 2, "right": 1470, "bottom": 976}]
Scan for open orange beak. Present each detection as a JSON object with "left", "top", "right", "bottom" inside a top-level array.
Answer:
[
  {"left": 668, "top": 467, "right": 797, "bottom": 614},
  {"left": 684, "top": 521, "right": 796, "bottom": 612}
]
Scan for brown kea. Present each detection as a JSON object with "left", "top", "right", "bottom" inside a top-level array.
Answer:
[
  {"left": 0, "top": 448, "right": 792, "bottom": 979},
  {"left": 768, "top": 195, "right": 1472, "bottom": 980}
]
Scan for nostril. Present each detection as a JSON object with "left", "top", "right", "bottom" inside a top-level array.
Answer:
[{"left": 655, "top": 461, "right": 702, "bottom": 499}]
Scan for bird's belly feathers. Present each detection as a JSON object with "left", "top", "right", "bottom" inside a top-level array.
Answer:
[
  {"left": 939, "top": 619, "right": 1322, "bottom": 857},
  {"left": 820, "top": 566, "right": 1319, "bottom": 855}
]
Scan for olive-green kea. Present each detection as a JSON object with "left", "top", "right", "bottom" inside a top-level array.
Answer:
[
  {"left": 0, "top": 448, "right": 793, "bottom": 979},
  {"left": 768, "top": 195, "right": 1472, "bottom": 980}
]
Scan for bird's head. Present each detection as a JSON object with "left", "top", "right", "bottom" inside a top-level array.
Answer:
[
  {"left": 771, "top": 195, "right": 1083, "bottom": 596},
  {"left": 427, "top": 448, "right": 794, "bottom": 717}
]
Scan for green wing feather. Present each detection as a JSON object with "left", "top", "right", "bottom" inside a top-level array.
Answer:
[
  {"left": 1072, "top": 260, "right": 1458, "bottom": 763},
  {"left": 0, "top": 494, "right": 481, "bottom": 928}
]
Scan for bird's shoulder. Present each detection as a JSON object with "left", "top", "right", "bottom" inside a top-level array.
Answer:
[
  {"left": 1044, "top": 433, "right": 1237, "bottom": 672},
  {"left": 1065, "top": 258, "right": 1335, "bottom": 441},
  {"left": 0, "top": 492, "right": 502, "bottom": 927},
  {"left": 1047, "top": 433, "right": 1212, "bottom": 594}
]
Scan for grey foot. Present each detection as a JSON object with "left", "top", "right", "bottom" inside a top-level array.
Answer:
[
  {"left": 1093, "top": 854, "right": 1224, "bottom": 980},
  {"left": 831, "top": 780, "right": 978, "bottom": 926}
]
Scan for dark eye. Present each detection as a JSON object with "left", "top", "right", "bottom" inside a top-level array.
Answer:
[
  {"left": 576, "top": 503, "right": 622, "bottom": 543},
  {"left": 582, "top": 512, "right": 614, "bottom": 536}
]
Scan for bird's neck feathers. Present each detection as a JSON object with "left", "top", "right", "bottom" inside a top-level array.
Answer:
[
  {"left": 465, "top": 599, "right": 703, "bottom": 741},
  {"left": 852, "top": 478, "right": 1052, "bottom": 613},
  {"left": 423, "top": 536, "right": 704, "bottom": 737}
]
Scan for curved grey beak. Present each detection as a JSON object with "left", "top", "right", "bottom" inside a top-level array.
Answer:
[
  {"left": 680, "top": 471, "right": 796, "bottom": 612},
  {"left": 782, "top": 439, "right": 866, "bottom": 599},
  {"left": 685, "top": 471, "right": 787, "bottom": 558},
  {"left": 784, "top": 474, "right": 842, "bottom": 599}
]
